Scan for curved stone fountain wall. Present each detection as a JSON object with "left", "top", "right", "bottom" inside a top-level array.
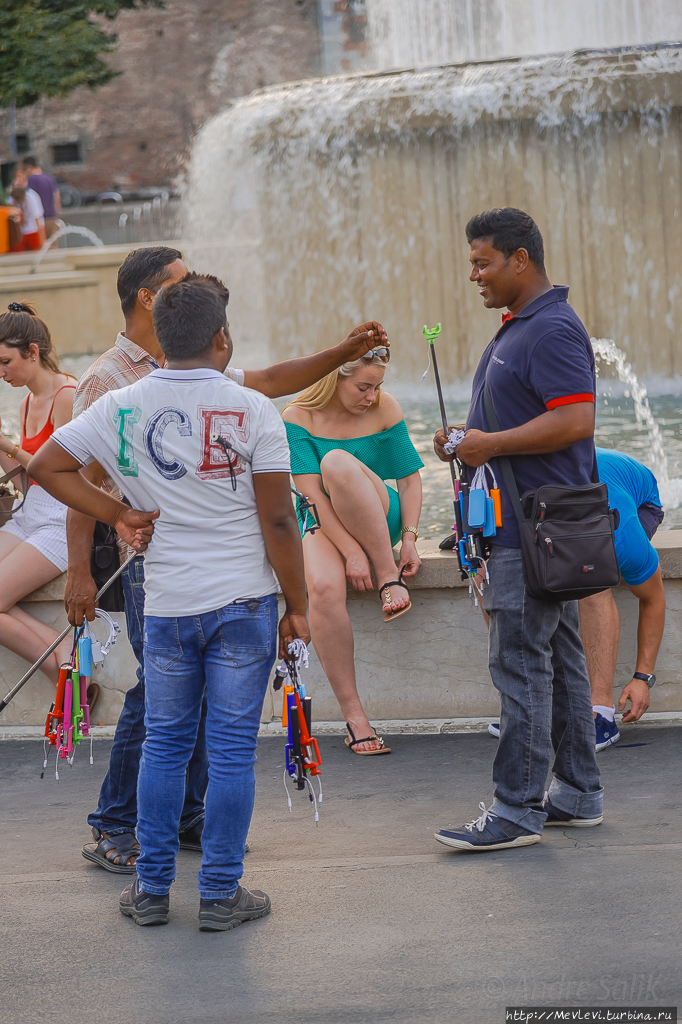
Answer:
[{"left": 185, "top": 45, "right": 682, "bottom": 380}]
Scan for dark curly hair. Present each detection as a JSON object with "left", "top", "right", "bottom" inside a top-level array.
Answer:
[{"left": 465, "top": 208, "right": 545, "bottom": 271}]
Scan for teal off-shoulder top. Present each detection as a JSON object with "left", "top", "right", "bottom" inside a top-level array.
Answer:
[{"left": 284, "top": 418, "right": 424, "bottom": 546}]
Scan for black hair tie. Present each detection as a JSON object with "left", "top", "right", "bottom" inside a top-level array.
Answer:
[{"left": 8, "top": 302, "right": 25, "bottom": 313}]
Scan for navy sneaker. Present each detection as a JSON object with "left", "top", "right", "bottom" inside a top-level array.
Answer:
[
  {"left": 119, "top": 877, "right": 170, "bottom": 926},
  {"left": 488, "top": 722, "right": 500, "bottom": 738},
  {"left": 594, "top": 713, "right": 620, "bottom": 752},
  {"left": 435, "top": 802, "right": 541, "bottom": 852},
  {"left": 542, "top": 793, "right": 603, "bottom": 828}
]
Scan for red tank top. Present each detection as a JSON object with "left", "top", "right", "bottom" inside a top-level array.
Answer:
[{"left": 21, "top": 384, "right": 77, "bottom": 455}]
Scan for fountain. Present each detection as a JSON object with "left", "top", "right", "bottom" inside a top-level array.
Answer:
[
  {"left": 368, "top": 0, "right": 682, "bottom": 70},
  {"left": 592, "top": 338, "right": 682, "bottom": 512},
  {"left": 30, "top": 223, "right": 104, "bottom": 274},
  {"left": 185, "top": 41, "right": 682, "bottom": 383},
  {"left": 183, "top": 7, "right": 682, "bottom": 520}
]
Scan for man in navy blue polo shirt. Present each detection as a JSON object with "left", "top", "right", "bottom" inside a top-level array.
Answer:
[{"left": 432, "top": 208, "right": 603, "bottom": 852}]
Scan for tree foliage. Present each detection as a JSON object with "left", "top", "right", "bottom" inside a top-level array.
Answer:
[{"left": 0, "top": 1, "right": 164, "bottom": 109}]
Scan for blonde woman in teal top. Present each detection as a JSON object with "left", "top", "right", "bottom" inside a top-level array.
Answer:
[{"left": 283, "top": 347, "right": 423, "bottom": 755}]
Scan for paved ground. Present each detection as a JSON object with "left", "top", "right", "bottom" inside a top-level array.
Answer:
[{"left": 1, "top": 727, "right": 680, "bottom": 1024}]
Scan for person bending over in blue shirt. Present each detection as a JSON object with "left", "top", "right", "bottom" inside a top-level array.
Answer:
[
  {"left": 580, "top": 448, "right": 665, "bottom": 750},
  {"left": 487, "top": 448, "right": 666, "bottom": 751}
]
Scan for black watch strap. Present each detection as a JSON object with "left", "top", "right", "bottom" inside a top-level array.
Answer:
[{"left": 633, "top": 672, "right": 656, "bottom": 687}]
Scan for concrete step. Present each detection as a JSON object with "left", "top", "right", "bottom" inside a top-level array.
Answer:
[
  {"left": 0, "top": 261, "right": 74, "bottom": 277},
  {"left": 0, "top": 270, "right": 100, "bottom": 293}
]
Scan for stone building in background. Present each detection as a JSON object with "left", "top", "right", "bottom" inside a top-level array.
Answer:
[{"left": 0, "top": 0, "right": 370, "bottom": 195}]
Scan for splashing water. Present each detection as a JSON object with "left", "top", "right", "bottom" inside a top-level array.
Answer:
[
  {"left": 30, "top": 224, "right": 104, "bottom": 274},
  {"left": 592, "top": 337, "right": 682, "bottom": 510}
]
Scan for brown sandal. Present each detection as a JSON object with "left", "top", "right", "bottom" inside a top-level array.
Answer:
[
  {"left": 379, "top": 566, "right": 411, "bottom": 622},
  {"left": 345, "top": 722, "right": 392, "bottom": 755}
]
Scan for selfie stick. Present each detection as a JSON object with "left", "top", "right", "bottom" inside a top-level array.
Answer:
[
  {"left": 0, "top": 549, "right": 139, "bottom": 714},
  {"left": 423, "top": 323, "right": 461, "bottom": 500}
]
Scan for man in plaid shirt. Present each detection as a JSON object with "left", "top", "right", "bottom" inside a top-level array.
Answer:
[{"left": 66, "top": 245, "right": 388, "bottom": 875}]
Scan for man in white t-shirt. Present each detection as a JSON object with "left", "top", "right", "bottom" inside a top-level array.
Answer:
[
  {"left": 65, "top": 244, "right": 387, "bottom": 877},
  {"left": 30, "top": 273, "right": 310, "bottom": 930}
]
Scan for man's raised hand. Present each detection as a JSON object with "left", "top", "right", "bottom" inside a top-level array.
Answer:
[
  {"left": 113, "top": 507, "right": 159, "bottom": 553},
  {"left": 340, "top": 321, "right": 389, "bottom": 360}
]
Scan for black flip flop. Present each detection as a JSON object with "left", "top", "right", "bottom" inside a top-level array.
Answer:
[
  {"left": 379, "top": 566, "right": 411, "bottom": 622},
  {"left": 345, "top": 722, "right": 392, "bottom": 755}
]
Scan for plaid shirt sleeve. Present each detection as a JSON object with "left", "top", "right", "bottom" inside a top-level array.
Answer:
[{"left": 72, "top": 368, "right": 114, "bottom": 418}]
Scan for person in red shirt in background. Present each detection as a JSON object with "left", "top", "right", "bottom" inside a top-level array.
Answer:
[{"left": 0, "top": 203, "right": 22, "bottom": 255}]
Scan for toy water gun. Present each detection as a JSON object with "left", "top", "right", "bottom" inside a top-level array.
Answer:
[
  {"left": 273, "top": 639, "right": 322, "bottom": 823},
  {"left": 423, "top": 323, "right": 494, "bottom": 604},
  {"left": 42, "top": 609, "right": 121, "bottom": 780}
]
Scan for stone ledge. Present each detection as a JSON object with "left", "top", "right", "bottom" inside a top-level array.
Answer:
[
  {"left": 21, "top": 530, "right": 682, "bottom": 603},
  {"left": 3, "top": 710, "right": 682, "bottom": 741},
  {"left": 0, "top": 271, "right": 100, "bottom": 292}
]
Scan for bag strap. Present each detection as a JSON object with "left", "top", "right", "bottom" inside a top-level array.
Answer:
[
  {"left": 483, "top": 385, "right": 600, "bottom": 514},
  {"left": 0, "top": 463, "right": 30, "bottom": 516},
  {"left": 482, "top": 386, "right": 525, "bottom": 524}
]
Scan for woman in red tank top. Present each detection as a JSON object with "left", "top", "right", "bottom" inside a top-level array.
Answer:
[{"left": 0, "top": 302, "right": 83, "bottom": 699}]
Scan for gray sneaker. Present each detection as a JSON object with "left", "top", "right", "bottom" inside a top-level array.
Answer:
[
  {"left": 119, "top": 877, "right": 170, "bottom": 926},
  {"left": 199, "top": 884, "right": 271, "bottom": 932}
]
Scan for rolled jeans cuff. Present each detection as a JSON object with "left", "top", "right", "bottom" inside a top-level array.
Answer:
[
  {"left": 490, "top": 798, "right": 545, "bottom": 835},
  {"left": 139, "top": 881, "right": 171, "bottom": 897},
  {"left": 547, "top": 777, "right": 604, "bottom": 818},
  {"left": 199, "top": 885, "right": 239, "bottom": 901}
]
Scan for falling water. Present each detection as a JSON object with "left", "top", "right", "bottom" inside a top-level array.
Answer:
[
  {"left": 185, "top": 44, "right": 682, "bottom": 382},
  {"left": 592, "top": 338, "right": 682, "bottom": 510},
  {"left": 366, "top": 0, "right": 682, "bottom": 70}
]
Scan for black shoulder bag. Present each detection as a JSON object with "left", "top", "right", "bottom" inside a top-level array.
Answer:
[
  {"left": 483, "top": 386, "right": 620, "bottom": 602},
  {"left": 90, "top": 521, "right": 125, "bottom": 612}
]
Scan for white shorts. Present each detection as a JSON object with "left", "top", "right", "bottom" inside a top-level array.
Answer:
[{"left": 1, "top": 485, "right": 69, "bottom": 572}]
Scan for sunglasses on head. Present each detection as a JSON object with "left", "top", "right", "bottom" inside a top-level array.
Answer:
[{"left": 360, "top": 346, "right": 390, "bottom": 364}]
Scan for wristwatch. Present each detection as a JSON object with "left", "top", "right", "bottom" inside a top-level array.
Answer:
[{"left": 633, "top": 672, "right": 656, "bottom": 688}]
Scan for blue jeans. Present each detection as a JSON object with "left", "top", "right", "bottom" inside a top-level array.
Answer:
[
  {"left": 484, "top": 546, "right": 603, "bottom": 834},
  {"left": 135, "top": 594, "right": 277, "bottom": 898},
  {"left": 87, "top": 556, "right": 208, "bottom": 836}
]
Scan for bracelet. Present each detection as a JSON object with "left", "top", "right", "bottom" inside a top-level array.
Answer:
[
  {"left": 6, "top": 443, "right": 20, "bottom": 460},
  {"left": 401, "top": 526, "right": 419, "bottom": 540}
]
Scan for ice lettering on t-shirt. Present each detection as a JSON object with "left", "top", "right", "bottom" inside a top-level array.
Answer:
[
  {"left": 197, "top": 407, "right": 250, "bottom": 481},
  {"left": 144, "top": 407, "right": 192, "bottom": 481},
  {"left": 114, "top": 406, "right": 141, "bottom": 477},
  {"left": 52, "top": 369, "right": 291, "bottom": 617}
]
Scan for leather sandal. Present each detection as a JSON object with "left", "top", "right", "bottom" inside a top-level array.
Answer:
[
  {"left": 379, "top": 566, "right": 411, "bottom": 622},
  {"left": 345, "top": 721, "right": 392, "bottom": 756},
  {"left": 82, "top": 827, "right": 139, "bottom": 874}
]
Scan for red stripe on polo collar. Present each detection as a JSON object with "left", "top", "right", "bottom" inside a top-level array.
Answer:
[
  {"left": 501, "top": 312, "right": 514, "bottom": 324},
  {"left": 546, "top": 393, "right": 595, "bottom": 410}
]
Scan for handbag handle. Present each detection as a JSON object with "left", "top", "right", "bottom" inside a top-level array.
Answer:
[{"left": 0, "top": 463, "right": 30, "bottom": 517}]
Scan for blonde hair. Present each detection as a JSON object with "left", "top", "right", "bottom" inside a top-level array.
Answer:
[{"left": 285, "top": 356, "right": 385, "bottom": 412}]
